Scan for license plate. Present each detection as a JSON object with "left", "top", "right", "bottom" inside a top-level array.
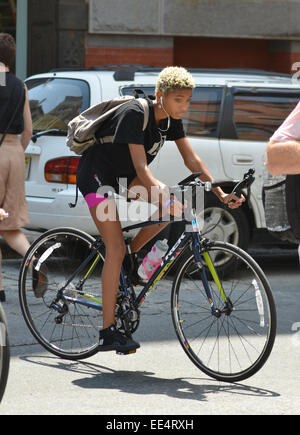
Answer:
[{"left": 25, "top": 156, "right": 31, "bottom": 180}]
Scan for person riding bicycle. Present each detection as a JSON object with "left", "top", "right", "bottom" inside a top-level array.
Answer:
[{"left": 76, "top": 66, "right": 245, "bottom": 353}]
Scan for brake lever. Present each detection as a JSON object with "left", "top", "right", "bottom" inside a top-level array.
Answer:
[{"left": 227, "top": 170, "right": 255, "bottom": 205}]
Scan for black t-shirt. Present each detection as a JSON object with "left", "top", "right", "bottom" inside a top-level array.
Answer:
[
  {"left": 0, "top": 72, "right": 25, "bottom": 134},
  {"left": 91, "top": 97, "right": 186, "bottom": 177}
]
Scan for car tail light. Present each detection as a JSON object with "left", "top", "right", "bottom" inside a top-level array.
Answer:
[{"left": 44, "top": 157, "right": 80, "bottom": 184}]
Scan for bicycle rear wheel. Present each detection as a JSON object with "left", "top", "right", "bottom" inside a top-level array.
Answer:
[
  {"left": 0, "top": 303, "right": 10, "bottom": 402},
  {"left": 19, "top": 227, "right": 105, "bottom": 360},
  {"left": 171, "top": 241, "right": 277, "bottom": 383}
]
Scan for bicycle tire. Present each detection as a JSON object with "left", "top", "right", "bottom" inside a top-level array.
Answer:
[
  {"left": 0, "top": 303, "right": 10, "bottom": 402},
  {"left": 19, "top": 227, "right": 105, "bottom": 360},
  {"left": 171, "top": 241, "right": 277, "bottom": 383}
]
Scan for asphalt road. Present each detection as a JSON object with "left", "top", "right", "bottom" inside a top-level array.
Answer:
[{"left": 0, "top": 235, "right": 300, "bottom": 416}]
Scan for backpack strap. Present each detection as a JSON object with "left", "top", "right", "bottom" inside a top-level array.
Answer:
[
  {"left": 68, "top": 185, "right": 79, "bottom": 208},
  {"left": 137, "top": 97, "right": 149, "bottom": 131},
  {"left": 98, "top": 135, "right": 114, "bottom": 144}
]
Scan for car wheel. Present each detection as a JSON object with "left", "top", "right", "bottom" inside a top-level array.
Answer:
[{"left": 201, "top": 194, "right": 250, "bottom": 250}]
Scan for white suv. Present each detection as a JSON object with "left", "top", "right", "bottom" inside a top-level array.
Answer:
[{"left": 24, "top": 66, "right": 300, "bottom": 252}]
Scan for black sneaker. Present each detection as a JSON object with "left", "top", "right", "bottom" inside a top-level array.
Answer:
[{"left": 98, "top": 324, "right": 140, "bottom": 354}]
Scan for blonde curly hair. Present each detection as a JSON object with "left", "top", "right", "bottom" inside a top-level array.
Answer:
[{"left": 155, "top": 66, "right": 195, "bottom": 95}]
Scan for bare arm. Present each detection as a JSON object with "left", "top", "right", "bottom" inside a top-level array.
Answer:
[
  {"left": 20, "top": 85, "right": 33, "bottom": 151},
  {"left": 128, "top": 143, "right": 161, "bottom": 193},
  {"left": 266, "top": 140, "right": 300, "bottom": 175},
  {"left": 128, "top": 143, "right": 184, "bottom": 215}
]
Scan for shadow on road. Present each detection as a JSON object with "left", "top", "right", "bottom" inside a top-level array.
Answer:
[{"left": 19, "top": 354, "right": 280, "bottom": 402}]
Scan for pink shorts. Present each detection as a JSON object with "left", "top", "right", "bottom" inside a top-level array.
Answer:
[{"left": 84, "top": 192, "right": 108, "bottom": 209}]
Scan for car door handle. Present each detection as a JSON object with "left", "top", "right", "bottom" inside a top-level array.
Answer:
[{"left": 232, "top": 154, "right": 254, "bottom": 165}]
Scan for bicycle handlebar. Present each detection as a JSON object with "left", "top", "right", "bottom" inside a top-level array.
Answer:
[
  {"left": 176, "top": 169, "right": 255, "bottom": 208},
  {"left": 122, "top": 169, "right": 255, "bottom": 231},
  {"left": 213, "top": 168, "right": 255, "bottom": 197},
  {"left": 178, "top": 169, "right": 255, "bottom": 194}
]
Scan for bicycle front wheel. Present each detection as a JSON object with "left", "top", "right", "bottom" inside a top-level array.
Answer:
[
  {"left": 171, "top": 241, "right": 277, "bottom": 383},
  {"left": 0, "top": 303, "right": 10, "bottom": 402},
  {"left": 19, "top": 227, "right": 105, "bottom": 360}
]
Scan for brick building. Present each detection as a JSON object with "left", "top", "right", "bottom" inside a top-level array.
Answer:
[
  {"left": 85, "top": 0, "right": 300, "bottom": 74},
  {"left": 1, "top": 0, "right": 300, "bottom": 78}
]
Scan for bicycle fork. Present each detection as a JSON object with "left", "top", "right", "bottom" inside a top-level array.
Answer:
[{"left": 192, "top": 236, "right": 233, "bottom": 317}]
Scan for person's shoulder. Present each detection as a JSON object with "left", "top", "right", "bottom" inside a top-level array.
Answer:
[
  {"left": 7, "top": 73, "right": 24, "bottom": 93},
  {"left": 7, "top": 72, "right": 23, "bottom": 86},
  {"left": 125, "top": 98, "right": 151, "bottom": 112},
  {"left": 117, "top": 98, "right": 150, "bottom": 122}
]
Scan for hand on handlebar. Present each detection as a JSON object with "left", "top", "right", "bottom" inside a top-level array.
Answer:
[
  {"left": 221, "top": 192, "right": 246, "bottom": 209},
  {"left": 213, "top": 169, "right": 254, "bottom": 209}
]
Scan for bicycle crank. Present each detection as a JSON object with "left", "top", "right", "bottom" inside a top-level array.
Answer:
[{"left": 115, "top": 295, "right": 140, "bottom": 335}]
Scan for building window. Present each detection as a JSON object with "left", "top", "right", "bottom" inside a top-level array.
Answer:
[{"left": 0, "top": 0, "right": 16, "bottom": 37}]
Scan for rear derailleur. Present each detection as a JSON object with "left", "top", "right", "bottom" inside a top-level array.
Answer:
[{"left": 50, "top": 298, "right": 69, "bottom": 324}]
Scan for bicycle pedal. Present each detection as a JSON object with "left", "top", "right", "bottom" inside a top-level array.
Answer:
[{"left": 116, "top": 349, "right": 137, "bottom": 356}]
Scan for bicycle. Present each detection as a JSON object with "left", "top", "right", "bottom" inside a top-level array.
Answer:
[
  {"left": 0, "top": 302, "right": 10, "bottom": 403},
  {"left": 18, "top": 169, "right": 277, "bottom": 383}
]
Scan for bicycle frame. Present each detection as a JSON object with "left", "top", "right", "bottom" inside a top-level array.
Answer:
[
  {"left": 61, "top": 216, "right": 229, "bottom": 317},
  {"left": 60, "top": 169, "right": 257, "bottom": 315},
  {"left": 130, "top": 228, "right": 229, "bottom": 315}
]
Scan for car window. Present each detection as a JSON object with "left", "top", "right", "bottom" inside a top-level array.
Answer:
[
  {"left": 233, "top": 91, "right": 300, "bottom": 141},
  {"left": 121, "top": 85, "right": 223, "bottom": 138},
  {"left": 183, "top": 87, "right": 223, "bottom": 137},
  {"left": 26, "top": 78, "right": 90, "bottom": 132}
]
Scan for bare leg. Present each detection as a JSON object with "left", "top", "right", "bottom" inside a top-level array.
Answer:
[
  {"left": 0, "top": 230, "right": 30, "bottom": 295},
  {"left": 127, "top": 177, "right": 170, "bottom": 253},
  {"left": 0, "top": 229, "right": 30, "bottom": 257},
  {"left": 130, "top": 222, "right": 169, "bottom": 253},
  {"left": 89, "top": 202, "right": 126, "bottom": 329}
]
